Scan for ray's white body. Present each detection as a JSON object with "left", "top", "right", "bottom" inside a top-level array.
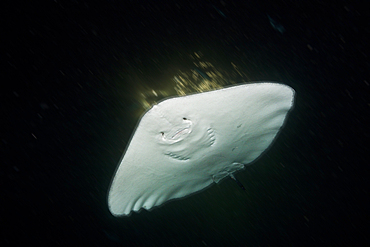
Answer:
[{"left": 108, "top": 82, "right": 295, "bottom": 216}]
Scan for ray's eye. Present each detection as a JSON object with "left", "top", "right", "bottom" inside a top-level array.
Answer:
[{"left": 160, "top": 118, "right": 193, "bottom": 142}]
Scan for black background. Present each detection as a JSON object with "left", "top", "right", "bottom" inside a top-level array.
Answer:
[{"left": 2, "top": 0, "right": 369, "bottom": 246}]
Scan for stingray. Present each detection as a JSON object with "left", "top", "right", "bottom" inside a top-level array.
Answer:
[{"left": 108, "top": 82, "right": 295, "bottom": 216}]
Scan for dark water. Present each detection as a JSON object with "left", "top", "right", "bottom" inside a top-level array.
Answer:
[{"left": 3, "top": 0, "right": 368, "bottom": 246}]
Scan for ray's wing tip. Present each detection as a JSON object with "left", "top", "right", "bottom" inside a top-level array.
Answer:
[{"left": 109, "top": 206, "right": 132, "bottom": 217}]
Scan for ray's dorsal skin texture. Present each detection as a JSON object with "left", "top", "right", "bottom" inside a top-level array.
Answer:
[{"left": 108, "top": 82, "right": 295, "bottom": 216}]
